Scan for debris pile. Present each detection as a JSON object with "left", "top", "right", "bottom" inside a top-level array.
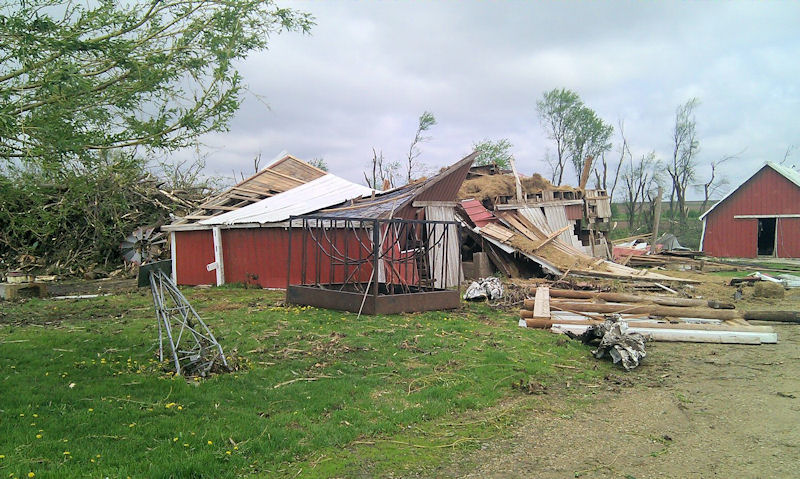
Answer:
[
  {"left": 519, "top": 286, "right": 780, "bottom": 346},
  {"left": 565, "top": 321, "right": 648, "bottom": 370},
  {"left": 463, "top": 277, "right": 504, "bottom": 301}
]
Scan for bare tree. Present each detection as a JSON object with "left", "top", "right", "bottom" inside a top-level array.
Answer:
[
  {"left": 666, "top": 98, "right": 700, "bottom": 224},
  {"left": 593, "top": 119, "right": 628, "bottom": 202},
  {"left": 620, "top": 151, "right": 659, "bottom": 232},
  {"left": 780, "top": 144, "right": 796, "bottom": 165},
  {"left": 364, "top": 148, "right": 399, "bottom": 190},
  {"left": 697, "top": 154, "right": 734, "bottom": 214},
  {"left": 406, "top": 111, "right": 437, "bottom": 183}
]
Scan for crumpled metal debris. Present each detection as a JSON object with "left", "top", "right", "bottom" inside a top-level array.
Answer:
[
  {"left": 463, "top": 277, "right": 504, "bottom": 301},
  {"left": 566, "top": 320, "right": 648, "bottom": 370}
]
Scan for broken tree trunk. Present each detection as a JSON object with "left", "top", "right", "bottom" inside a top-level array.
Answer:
[{"left": 547, "top": 301, "right": 742, "bottom": 321}]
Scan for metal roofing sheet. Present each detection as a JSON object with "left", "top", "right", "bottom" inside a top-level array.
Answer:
[
  {"left": 200, "top": 174, "right": 375, "bottom": 225},
  {"left": 460, "top": 199, "right": 495, "bottom": 227}
]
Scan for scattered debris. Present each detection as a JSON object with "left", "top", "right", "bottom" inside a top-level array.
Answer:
[
  {"left": 565, "top": 321, "right": 648, "bottom": 370},
  {"left": 464, "top": 277, "right": 504, "bottom": 301},
  {"left": 511, "top": 378, "right": 548, "bottom": 395}
]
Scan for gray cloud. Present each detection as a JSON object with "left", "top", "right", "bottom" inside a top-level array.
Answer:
[{"left": 175, "top": 1, "right": 800, "bottom": 197}]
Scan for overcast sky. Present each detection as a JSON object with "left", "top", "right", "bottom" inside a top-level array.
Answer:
[{"left": 174, "top": 1, "right": 800, "bottom": 199}]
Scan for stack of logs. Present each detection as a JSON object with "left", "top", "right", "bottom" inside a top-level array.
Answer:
[{"left": 519, "top": 287, "right": 796, "bottom": 345}]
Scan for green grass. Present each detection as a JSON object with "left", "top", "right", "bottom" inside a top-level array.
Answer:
[{"left": 0, "top": 288, "right": 610, "bottom": 478}]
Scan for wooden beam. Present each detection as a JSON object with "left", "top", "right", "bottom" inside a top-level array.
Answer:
[
  {"left": 548, "top": 301, "right": 742, "bottom": 321},
  {"left": 551, "top": 324, "right": 777, "bottom": 345},
  {"left": 534, "top": 225, "right": 571, "bottom": 252}
]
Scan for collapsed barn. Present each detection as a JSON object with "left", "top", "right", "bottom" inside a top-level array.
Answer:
[{"left": 456, "top": 166, "right": 687, "bottom": 283}]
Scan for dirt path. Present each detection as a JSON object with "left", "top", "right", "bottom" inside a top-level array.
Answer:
[{"left": 450, "top": 323, "right": 800, "bottom": 478}]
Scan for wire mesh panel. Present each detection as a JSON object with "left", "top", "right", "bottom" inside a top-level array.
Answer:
[{"left": 290, "top": 216, "right": 460, "bottom": 292}]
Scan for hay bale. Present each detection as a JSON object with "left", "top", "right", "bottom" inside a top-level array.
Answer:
[{"left": 754, "top": 281, "right": 785, "bottom": 299}]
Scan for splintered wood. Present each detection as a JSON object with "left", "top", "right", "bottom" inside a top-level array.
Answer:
[{"left": 518, "top": 288, "right": 778, "bottom": 345}]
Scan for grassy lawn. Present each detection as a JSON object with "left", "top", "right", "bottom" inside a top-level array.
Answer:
[{"left": 0, "top": 287, "right": 610, "bottom": 478}]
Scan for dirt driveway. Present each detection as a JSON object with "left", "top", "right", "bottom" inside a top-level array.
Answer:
[{"left": 451, "top": 322, "right": 800, "bottom": 478}]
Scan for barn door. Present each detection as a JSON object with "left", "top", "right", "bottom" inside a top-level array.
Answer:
[{"left": 757, "top": 218, "right": 776, "bottom": 256}]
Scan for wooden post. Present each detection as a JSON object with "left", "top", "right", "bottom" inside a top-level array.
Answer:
[
  {"left": 509, "top": 157, "right": 524, "bottom": 203},
  {"left": 651, "top": 186, "right": 662, "bottom": 251}
]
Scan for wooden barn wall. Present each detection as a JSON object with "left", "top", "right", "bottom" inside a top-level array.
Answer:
[
  {"left": 703, "top": 167, "right": 800, "bottom": 258},
  {"left": 174, "top": 230, "right": 216, "bottom": 285}
]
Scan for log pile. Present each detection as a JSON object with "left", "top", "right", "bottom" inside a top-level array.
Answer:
[{"left": 519, "top": 287, "right": 779, "bottom": 345}]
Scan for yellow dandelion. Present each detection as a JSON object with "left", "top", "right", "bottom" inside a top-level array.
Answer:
[
  {"left": 96, "top": 455, "right": 100, "bottom": 458},
  {"left": 165, "top": 402, "right": 176, "bottom": 409},
  {"left": 35, "top": 434, "right": 42, "bottom": 439},
  {"left": 183, "top": 443, "right": 189, "bottom": 447},
  {"left": 234, "top": 446, "right": 238, "bottom": 450},
  {"left": 177, "top": 406, "right": 183, "bottom": 410},
  {"left": 173, "top": 437, "right": 178, "bottom": 442},
  {"left": 225, "top": 450, "right": 231, "bottom": 455},
  {"left": 0, "top": 455, "right": 4, "bottom": 459},
  {"left": 28, "top": 473, "right": 35, "bottom": 478},
  {"left": 32, "top": 414, "right": 38, "bottom": 418},
  {"left": 90, "top": 459, "right": 95, "bottom": 463},
  {"left": 63, "top": 451, "right": 70, "bottom": 455},
  {"left": 128, "top": 423, "right": 135, "bottom": 428},
  {"left": 207, "top": 440, "right": 213, "bottom": 445},
  {"left": 88, "top": 408, "right": 93, "bottom": 412}
]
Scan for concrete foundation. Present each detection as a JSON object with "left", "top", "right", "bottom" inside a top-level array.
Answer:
[{"left": 0, "top": 282, "right": 47, "bottom": 300}]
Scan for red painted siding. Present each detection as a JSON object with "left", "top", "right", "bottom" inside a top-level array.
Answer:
[
  {"left": 174, "top": 230, "right": 216, "bottom": 285},
  {"left": 566, "top": 204, "right": 583, "bottom": 221},
  {"left": 221, "top": 227, "right": 376, "bottom": 288},
  {"left": 703, "top": 166, "right": 800, "bottom": 258}
]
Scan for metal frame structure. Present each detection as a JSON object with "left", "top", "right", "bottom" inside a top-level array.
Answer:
[
  {"left": 286, "top": 215, "right": 462, "bottom": 314},
  {"left": 148, "top": 269, "right": 228, "bottom": 376}
]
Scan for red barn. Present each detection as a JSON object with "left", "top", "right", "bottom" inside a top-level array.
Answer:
[{"left": 700, "top": 162, "right": 800, "bottom": 258}]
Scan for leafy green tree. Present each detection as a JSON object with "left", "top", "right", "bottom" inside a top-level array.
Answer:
[
  {"left": 309, "top": 157, "right": 328, "bottom": 172},
  {"left": 0, "top": 0, "right": 313, "bottom": 169},
  {"left": 536, "top": 88, "right": 612, "bottom": 185},
  {"left": 406, "top": 111, "right": 436, "bottom": 183},
  {"left": 567, "top": 106, "right": 613, "bottom": 183},
  {"left": 472, "top": 138, "right": 514, "bottom": 169},
  {"left": 537, "top": 89, "right": 582, "bottom": 184}
]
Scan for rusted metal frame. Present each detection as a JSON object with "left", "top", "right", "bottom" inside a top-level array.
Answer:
[{"left": 372, "top": 218, "right": 380, "bottom": 312}]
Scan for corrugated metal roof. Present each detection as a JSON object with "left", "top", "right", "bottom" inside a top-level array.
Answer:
[
  {"left": 700, "top": 162, "right": 800, "bottom": 220},
  {"left": 313, "top": 153, "right": 477, "bottom": 220},
  {"left": 200, "top": 174, "right": 375, "bottom": 225},
  {"left": 460, "top": 199, "right": 495, "bottom": 227}
]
